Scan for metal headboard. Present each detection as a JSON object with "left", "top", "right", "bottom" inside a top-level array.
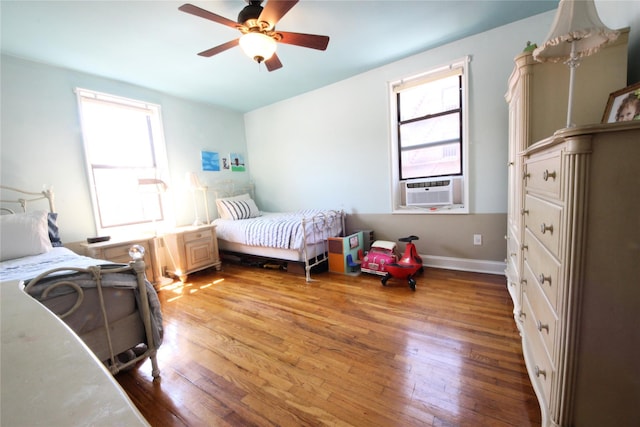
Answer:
[
  {"left": 0, "top": 185, "right": 55, "bottom": 213},
  {"left": 210, "top": 180, "right": 255, "bottom": 200}
]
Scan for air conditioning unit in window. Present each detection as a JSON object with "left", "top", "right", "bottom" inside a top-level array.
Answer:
[{"left": 403, "top": 177, "right": 462, "bottom": 207}]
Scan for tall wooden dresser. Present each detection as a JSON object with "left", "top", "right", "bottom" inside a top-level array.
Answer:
[
  {"left": 505, "top": 29, "right": 639, "bottom": 426},
  {"left": 523, "top": 123, "right": 640, "bottom": 426}
]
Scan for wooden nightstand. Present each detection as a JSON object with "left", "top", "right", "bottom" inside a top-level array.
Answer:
[
  {"left": 162, "top": 224, "right": 221, "bottom": 282},
  {"left": 81, "top": 236, "right": 157, "bottom": 284}
]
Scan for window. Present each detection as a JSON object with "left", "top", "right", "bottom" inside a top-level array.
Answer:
[
  {"left": 76, "top": 88, "right": 172, "bottom": 235},
  {"left": 390, "top": 57, "right": 469, "bottom": 213}
]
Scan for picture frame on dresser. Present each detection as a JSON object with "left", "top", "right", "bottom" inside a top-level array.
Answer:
[{"left": 602, "top": 81, "right": 640, "bottom": 123}]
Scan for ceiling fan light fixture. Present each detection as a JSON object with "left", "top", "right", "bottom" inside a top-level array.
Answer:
[{"left": 239, "top": 32, "right": 276, "bottom": 63}]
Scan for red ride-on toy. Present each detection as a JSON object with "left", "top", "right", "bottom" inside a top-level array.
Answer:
[{"left": 381, "top": 236, "right": 423, "bottom": 291}]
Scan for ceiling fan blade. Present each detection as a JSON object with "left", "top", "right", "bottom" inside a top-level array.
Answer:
[
  {"left": 179, "top": 3, "right": 239, "bottom": 29},
  {"left": 277, "top": 31, "right": 330, "bottom": 51},
  {"left": 259, "top": 0, "right": 298, "bottom": 28},
  {"left": 197, "top": 39, "right": 240, "bottom": 57},
  {"left": 265, "top": 53, "right": 283, "bottom": 72}
]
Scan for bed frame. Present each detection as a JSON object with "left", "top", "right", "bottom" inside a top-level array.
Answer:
[
  {"left": 212, "top": 180, "right": 345, "bottom": 282},
  {"left": 23, "top": 255, "right": 161, "bottom": 378},
  {"left": 0, "top": 185, "right": 55, "bottom": 213},
  {"left": 0, "top": 185, "right": 161, "bottom": 378}
]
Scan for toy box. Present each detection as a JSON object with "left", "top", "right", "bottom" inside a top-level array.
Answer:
[
  {"left": 360, "top": 240, "right": 398, "bottom": 276},
  {"left": 328, "top": 231, "right": 364, "bottom": 274}
]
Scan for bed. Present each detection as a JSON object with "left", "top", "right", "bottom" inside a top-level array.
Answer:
[
  {"left": 0, "top": 185, "right": 162, "bottom": 379},
  {"left": 211, "top": 181, "right": 344, "bottom": 281}
]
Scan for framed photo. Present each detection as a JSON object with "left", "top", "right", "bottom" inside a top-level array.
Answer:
[
  {"left": 602, "top": 82, "right": 640, "bottom": 123},
  {"left": 349, "top": 234, "right": 360, "bottom": 249}
]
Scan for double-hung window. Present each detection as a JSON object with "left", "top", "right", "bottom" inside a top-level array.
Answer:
[
  {"left": 390, "top": 57, "right": 469, "bottom": 213},
  {"left": 76, "top": 88, "right": 172, "bottom": 235}
]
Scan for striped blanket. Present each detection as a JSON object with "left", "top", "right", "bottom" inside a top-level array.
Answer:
[{"left": 245, "top": 209, "right": 341, "bottom": 249}]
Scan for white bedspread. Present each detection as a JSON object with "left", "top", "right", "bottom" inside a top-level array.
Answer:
[
  {"left": 0, "top": 247, "right": 111, "bottom": 282},
  {"left": 214, "top": 209, "right": 342, "bottom": 249}
]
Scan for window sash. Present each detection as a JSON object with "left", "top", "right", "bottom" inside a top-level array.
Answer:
[
  {"left": 389, "top": 56, "right": 470, "bottom": 213},
  {"left": 76, "top": 88, "right": 170, "bottom": 234},
  {"left": 396, "top": 75, "right": 463, "bottom": 181}
]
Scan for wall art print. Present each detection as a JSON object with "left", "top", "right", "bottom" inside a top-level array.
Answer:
[
  {"left": 229, "top": 153, "right": 246, "bottom": 172},
  {"left": 201, "top": 151, "right": 220, "bottom": 171}
]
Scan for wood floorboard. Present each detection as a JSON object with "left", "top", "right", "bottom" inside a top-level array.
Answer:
[{"left": 116, "top": 263, "right": 540, "bottom": 427}]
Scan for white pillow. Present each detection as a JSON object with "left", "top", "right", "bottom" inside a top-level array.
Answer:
[
  {"left": 216, "top": 195, "right": 260, "bottom": 220},
  {"left": 0, "top": 210, "right": 53, "bottom": 261}
]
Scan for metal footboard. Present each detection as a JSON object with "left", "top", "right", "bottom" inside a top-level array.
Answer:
[
  {"left": 23, "top": 252, "right": 161, "bottom": 379},
  {"left": 301, "top": 209, "right": 345, "bottom": 282}
]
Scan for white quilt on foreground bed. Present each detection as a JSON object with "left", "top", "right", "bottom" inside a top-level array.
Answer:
[
  {"left": 213, "top": 209, "right": 342, "bottom": 249},
  {"left": 0, "top": 247, "right": 111, "bottom": 282}
]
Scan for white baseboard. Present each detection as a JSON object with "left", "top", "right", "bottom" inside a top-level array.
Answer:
[{"left": 422, "top": 254, "right": 506, "bottom": 275}]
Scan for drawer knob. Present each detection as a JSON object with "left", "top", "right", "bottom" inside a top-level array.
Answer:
[
  {"left": 538, "top": 273, "right": 551, "bottom": 285},
  {"left": 535, "top": 365, "right": 547, "bottom": 379},
  {"left": 540, "top": 223, "right": 553, "bottom": 234},
  {"left": 537, "top": 320, "right": 549, "bottom": 333},
  {"left": 542, "top": 169, "right": 557, "bottom": 181}
]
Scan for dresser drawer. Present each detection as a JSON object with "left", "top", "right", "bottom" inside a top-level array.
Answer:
[
  {"left": 525, "top": 150, "right": 562, "bottom": 198},
  {"left": 506, "top": 228, "right": 521, "bottom": 274},
  {"left": 523, "top": 229, "right": 560, "bottom": 311},
  {"left": 103, "top": 242, "right": 150, "bottom": 262},
  {"left": 523, "top": 262, "right": 559, "bottom": 361},
  {"left": 86, "top": 240, "right": 155, "bottom": 283},
  {"left": 185, "top": 239, "right": 215, "bottom": 270},
  {"left": 183, "top": 228, "right": 214, "bottom": 243},
  {"left": 524, "top": 194, "right": 562, "bottom": 258},
  {"left": 522, "top": 294, "right": 555, "bottom": 406}
]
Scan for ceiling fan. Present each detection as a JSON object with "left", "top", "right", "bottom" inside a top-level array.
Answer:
[{"left": 179, "top": 0, "right": 330, "bottom": 71}]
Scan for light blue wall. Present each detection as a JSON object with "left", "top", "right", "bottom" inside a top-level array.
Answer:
[
  {"left": 0, "top": 55, "right": 248, "bottom": 242},
  {"left": 244, "top": 3, "right": 639, "bottom": 215},
  {"left": 1, "top": 1, "right": 637, "bottom": 255}
]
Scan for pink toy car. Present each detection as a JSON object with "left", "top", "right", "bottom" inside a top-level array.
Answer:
[{"left": 360, "top": 240, "right": 398, "bottom": 276}]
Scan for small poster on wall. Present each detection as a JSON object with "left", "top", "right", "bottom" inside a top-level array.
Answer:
[
  {"left": 229, "top": 153, "right": 246, "bottom": 172},
  {"left": 201, "top": 151, "right": 220, "bottom": 171}
]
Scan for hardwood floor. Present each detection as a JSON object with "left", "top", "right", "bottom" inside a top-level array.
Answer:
[{"left": 116, "top": 262, "right": 540, "bottom": 427}]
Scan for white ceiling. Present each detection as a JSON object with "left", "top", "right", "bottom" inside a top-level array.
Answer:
[{"left": 1, "top": 0, "right": 557, "bottom": 112}]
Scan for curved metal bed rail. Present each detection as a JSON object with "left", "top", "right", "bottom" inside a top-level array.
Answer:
[
  {"left": 24, "top": 266, "right": 90, "bottom": 318},
  {"left": 0, "top": 185, "right": 55, "bottom": 213}
]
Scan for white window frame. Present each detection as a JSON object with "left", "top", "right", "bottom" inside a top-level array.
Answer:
[
  {"left": 389, "top": 56, "right": 470, "bottom": 214},
  {"left": 76, "top": 88, "right": 173, "bottom": 236}
]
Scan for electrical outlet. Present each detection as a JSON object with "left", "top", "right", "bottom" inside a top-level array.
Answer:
[{"left": 473, "top": 234, "right": 482, "bottom": 246}]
